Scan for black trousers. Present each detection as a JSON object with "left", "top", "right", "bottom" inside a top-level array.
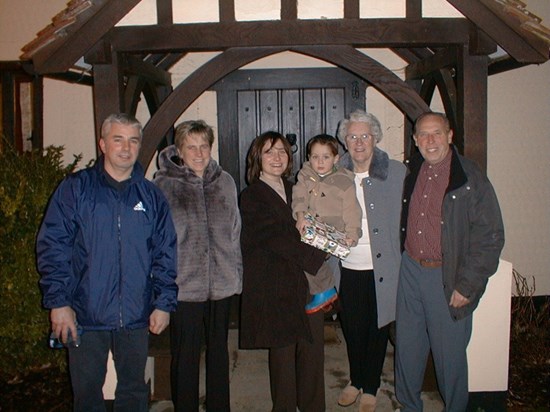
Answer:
[
  {"left": 339, "top": 267, "right": 390, "bottom": 396},
  {"left": 268, "top": 310, "right": 325, "bottom": 412},
  {"left": 170, "top": 297, "right": 232, "bottom": 412}
]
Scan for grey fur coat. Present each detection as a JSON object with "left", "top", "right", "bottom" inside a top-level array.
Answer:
[{"left": 154, "top": 145, "right": 242, "bottom": 302}]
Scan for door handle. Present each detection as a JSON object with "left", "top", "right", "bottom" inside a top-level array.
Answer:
[
  {"left": 285, "top": 133, "right": 297, "bottom": 146},
  {"left": 285, "top": 133, "right": 299, "bottom": 154}
]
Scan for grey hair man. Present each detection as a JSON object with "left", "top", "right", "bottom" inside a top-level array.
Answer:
[
  {"left": 395, "top": 112, "right": 504, "bottom": 411},
  {"left": 37, "top": 113, "right": 178, "bottom": 411}
]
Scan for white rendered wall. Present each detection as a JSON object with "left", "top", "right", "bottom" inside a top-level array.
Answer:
[
  {"left": 467, "top": 260, "right": 513, "bottom": 391},
  {"left": 1, "top": 0, "right": 548, "bottom": 294},
  {"left": 487, "top": 1, "right": 550, "bottom": 294}
]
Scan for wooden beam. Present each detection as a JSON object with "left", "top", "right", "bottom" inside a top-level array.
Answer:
[
  {"left": 403, "top": 78, "right": 422, "bottom": 157},
  {"left": 31, "top": 75, "right": 44, "bottom": 150},
  {"left": 1, "top": 71, "right": 15, "bottom": 146},
  {"left": 45, "top": 71, "right": 94, "bottom": 86},
  {"left": 419, "top": 75, "right": 437, "bottom": 107},
  {"left": 281, "top": 0, "right": 297, "bottom": 20},
  {"left": 456, "top": 45, "right": 488, "bottom": 170},
  {"left": 156, "top": 53, "right": 185, "bottom": 70},
  {"left": 343, "top": 0, "right": 360, "bottom": 19},
  {"left": 405, "top": 48, "right": 457, "bottom": 80},
  {"left": 488, "top": 57, "right": 527, "bottom": 75},
  {"left": 142, "top": 53, "right": 184, "bottom": 70},
  {"left": 157, "top": 0, "right": 173, "bottom": 25},
  {"left": 122, "top": 55, "right": 171, "bottom": 85},
  {"left": 219, "top": 0, "right": 235, "bottom": 22},
  {"left": 124, "top": 75, "right": 146, "bottom": 114},
  {"left": 391, "top": 48, "right": 421, "bottom": 64},
  {"left": 469, "top": 24, "right": 498, "bottom": 55},
  {"left": 84, "top": 40, "right": 112, "bottom": 65},
  {"left": 211, "top": 67, "right": 366, "bottom": 90},
  {"left": 447, "top": 0, "right": 548, "bottom": 63},
  {"left": 30, "top": 0, "right": 141, "bottom": 74},
  {"left": 142, "top": 82, "right": 162, "bottom": 115},
  {"left": 92, "top": 52, "right": 124, "bottom": 146},
  {"left": 110, "top": 19, "right": 471, "bottom": 53},
  {"left": 433, "top": 69, "right": 458, "bottom": 131},
  {"left": 406, "top": 0, "right": 422, "bottom": 20}
]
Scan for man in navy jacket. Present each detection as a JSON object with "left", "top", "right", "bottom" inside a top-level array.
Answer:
[{"left": 37, "top": 113, "right": 178, "bottom": 412}]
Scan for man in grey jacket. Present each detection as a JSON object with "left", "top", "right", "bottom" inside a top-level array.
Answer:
[{"left": 395, "top": 112, "right": 505, "bottom": 411}]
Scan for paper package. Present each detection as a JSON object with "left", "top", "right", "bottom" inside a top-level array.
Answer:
[{"left": 300, "top": 213, "right": 351, "bottom": 259}]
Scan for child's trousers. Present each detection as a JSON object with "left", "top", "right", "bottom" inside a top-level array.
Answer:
[{"left": 305, "top": 260, "right": 335, "bottom": 294}]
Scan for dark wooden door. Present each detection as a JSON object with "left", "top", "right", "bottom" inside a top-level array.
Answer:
[{"left": 212, "top": 68, "right": 367, "bottom": 192}]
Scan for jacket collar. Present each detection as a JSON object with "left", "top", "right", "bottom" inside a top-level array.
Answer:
[
  {"left": 95, "top": 155, "right": 144, "bottom": 185},
  {"left": 157, "top": 144, "right": 222, "bottom": 184},
  {"left": 338, "top": 147, "right": 389, "bottom": 181},
  {"left": 406, "top": 145, "right": 468, "bottom": 192}
]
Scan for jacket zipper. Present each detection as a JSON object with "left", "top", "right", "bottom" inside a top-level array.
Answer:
[{"left": 117, "top": 202, "right": 123, "bottom": 329}]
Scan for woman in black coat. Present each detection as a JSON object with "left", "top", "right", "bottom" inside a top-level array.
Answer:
[{"left": 240, "top": 131, "right": 328, "bottom": 412}]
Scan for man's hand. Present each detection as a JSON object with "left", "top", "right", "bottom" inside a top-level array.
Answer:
[
  {"left": 149, "top": 309, "right": 170, "bottom": 335},
  {"left": 51, "top": 306, "right": 77, "bottom": 344},
  {"left": 449, "top": 290, "right": 470, "bottom": 308}
]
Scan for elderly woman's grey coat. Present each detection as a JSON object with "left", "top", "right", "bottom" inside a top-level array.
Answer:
[
  {"left": 339, "top": 148, "right": 406, "bottom": 328},
  {"left": 154, "top": 145, "right": 242, "bottom": 302}
]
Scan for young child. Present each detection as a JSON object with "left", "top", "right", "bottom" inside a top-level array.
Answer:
[{"left": 293, "top": 134, "right": 362, "bottom": 313}]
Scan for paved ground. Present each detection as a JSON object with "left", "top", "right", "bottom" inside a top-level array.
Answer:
[{"left": 149, "top": 325, "right": 443, "bottom": 412}]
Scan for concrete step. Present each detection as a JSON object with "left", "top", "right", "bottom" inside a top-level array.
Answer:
[{"left": 148, "top": 325, "right": 444, "bottom": 411}]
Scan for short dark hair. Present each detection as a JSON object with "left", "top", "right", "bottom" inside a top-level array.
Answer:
[
  {"left": 246, "top": 131, "right": 293, "bottom": 184},
  {"left": 306, "top": 134, "right": 339, "bottom": 158}
]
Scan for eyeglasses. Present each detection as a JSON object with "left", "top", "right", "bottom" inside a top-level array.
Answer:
[{"left": 345, "top": 134, "right": 373, "bottom": 143}]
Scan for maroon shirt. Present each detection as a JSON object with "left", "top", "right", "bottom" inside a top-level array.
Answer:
[{"left": 404, "top": 150, "right": 452, "bottom": 261}]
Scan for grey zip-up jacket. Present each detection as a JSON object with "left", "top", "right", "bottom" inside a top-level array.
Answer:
[{"left": 401, "top": 145, "right": 505, "bottom": 320}]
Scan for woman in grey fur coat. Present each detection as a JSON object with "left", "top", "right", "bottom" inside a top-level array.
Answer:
[{"left": 154, "top": 120, "right": 242, "bottom": 412}]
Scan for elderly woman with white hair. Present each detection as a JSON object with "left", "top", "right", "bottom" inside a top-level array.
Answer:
[{"left": 336, "top": 110, "right": 406, "bottom": 412}]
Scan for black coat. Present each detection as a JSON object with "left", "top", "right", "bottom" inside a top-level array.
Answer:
[{"left": 239, "top": 179, "right": 326, "bottom": 349}]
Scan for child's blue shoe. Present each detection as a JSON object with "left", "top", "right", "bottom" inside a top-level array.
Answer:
[{"left": 305, "top": 287, "right": 338, "bottom": 314}]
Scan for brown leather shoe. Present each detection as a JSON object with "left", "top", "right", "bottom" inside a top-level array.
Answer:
[
  {"left": 337, "top": 382, "right": 361, "bottom": 406},
  {"left": 358, "top": 393, "right": 376, "bottom": 412}
]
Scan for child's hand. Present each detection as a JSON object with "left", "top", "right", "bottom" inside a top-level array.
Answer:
[
  {"left": 296, "top": 217, "right": 307, "bottom": 234},
  {"left": 344, "top": 237, "right": 357, "bottom": 247}
]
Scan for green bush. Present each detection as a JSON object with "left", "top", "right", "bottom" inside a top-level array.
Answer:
[{"left": 0, "top": 140, "right": 82, "bottom": 379}]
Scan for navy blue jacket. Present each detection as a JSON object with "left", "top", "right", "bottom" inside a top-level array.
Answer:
[{"left": 37, "top": 157, "right": 178, "bottom": 331}]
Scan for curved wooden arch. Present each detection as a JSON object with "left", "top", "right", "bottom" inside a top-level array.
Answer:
[
  {"left": 292, "top": 45, "right": 430, "bottom": 120},
  {"left": 140, "top": 45, "right": 430, "bottom": 167}
]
